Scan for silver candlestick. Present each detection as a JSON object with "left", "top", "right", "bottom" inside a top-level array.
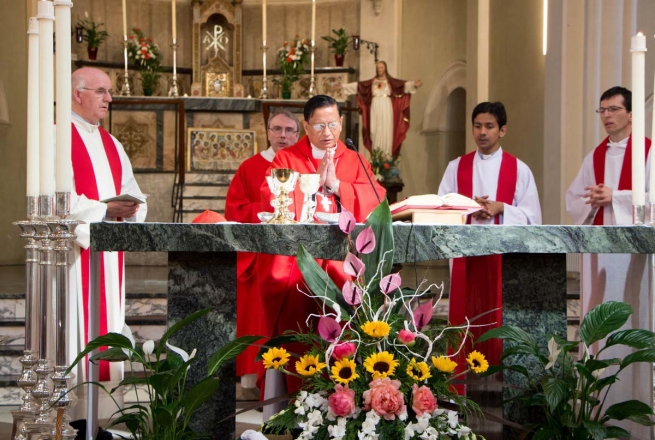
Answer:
[
  {"left": 649, "top": 202, "right": 655, "bottom": 226},
  {"left": 168, "top": 42, "right": 179, "bottom": 97},
  {"left": 119, "top": 38, "right": 132, "bottom": 96},
  {"left": 260, "top": 44, "right": 268, "bottom": 99},
  {"left": 308, "top": 43, "right": 316, "bottom": 97},
  {"left": 633, "top": 204, "right": 645, "bottom": 225}
]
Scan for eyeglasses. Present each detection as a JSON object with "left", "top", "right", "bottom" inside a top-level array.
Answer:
[
  {"left": 595, "top": 106, "right": 625, "bottom": 114},
  {"left": 80, "top": 87, "right": 114, "bottom": 97},
  {"left": 268, "top": 126, "right": 298, "bottom": 135},
  {"left": 310, "top": 121, "right": 341, "bottom": 132}
]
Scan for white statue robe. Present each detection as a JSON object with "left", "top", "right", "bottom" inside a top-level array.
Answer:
[
  {"left": 565, "top": 137, "right": 653, "bottom": 439},
  {"left": 66, "top": 114, "right": 147, "bottom": 418}
]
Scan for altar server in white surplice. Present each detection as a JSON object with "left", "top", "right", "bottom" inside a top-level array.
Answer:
[
  {"left": 67, "top": 68, "right": 147, "bottom": 414},
  {"left": 566, "top": 86, "right": 652, "bottom": 439}
]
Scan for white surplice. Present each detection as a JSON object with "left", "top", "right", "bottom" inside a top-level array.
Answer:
[
  {"left": 437, "top": 148, "right": 542, "bottom": 225},
  {"left": 66, "top": 114, "right": 147, "bottom": 418},
  {"left": 566, "top": 138, "right": 653, "bottom": 439}
]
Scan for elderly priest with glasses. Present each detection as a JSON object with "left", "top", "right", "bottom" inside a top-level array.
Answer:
[
  {"left": 67, "top": 67, "right": 147, "bottom": 419},
  {"left": 257, "top": 95, "right": 385, "bottom": 419}
]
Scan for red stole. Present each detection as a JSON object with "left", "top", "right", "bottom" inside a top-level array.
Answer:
[
  {"left": 72, "top": 123, "right": 124, "bottom": 382},
  {"left": 450, "top": 151, "right": 518, "bottom": 388},
  {"left": 591, "top": 135, "right": 651, "bottom": 225}
]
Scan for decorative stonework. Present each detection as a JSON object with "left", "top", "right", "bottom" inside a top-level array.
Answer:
[
  {"left": 114, "top": 116, "right": 157, "bottom": 170},
  {"left": 187, "top": 128, "right": 255, "bottom": 171}
]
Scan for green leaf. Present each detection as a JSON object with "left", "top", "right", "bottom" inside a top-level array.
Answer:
[
  {"left": 149, "top": 371, "right": 173, "bottom": 398},
  {"left": 207, "top": 335, "right": 263, "bottom": 376},
  {"left": 581, "top": 421, "right": 606, "bottom": 440},
  {"left": 605, "top": 400, "right": 655, "bottom": 424},
  {"left": 156, "top": 308, "right": 211, "bottom": 357},
  {"left": 66, "top": 333, "right": 134, "bottom": 374},
  {"left": 478, "top": 325, "right": 537, "bottom": 348},
  {"left": 621, "top": 349, "right": 655, "bottom": 369},
  {"left": 580, "top": 301, "right": 632, "bottom": 347},
  {"left": 542, "top": 377, "right": 568, "bottom": 413},
  {"left": 499, "top": 344, "right": 536, "bottom": 361},
  {"left": 153, "top": 405, "right": 174, "bottom": 428},
  {"left": 604, "top": 426, "right": 631, "bottom": 438},
  {"left": 591, "top": 375, "right": 617, "bottom": 393},
  {"left": 183, "top": 378, "right": 222, "bottom": 427},
  {"left": 362, "top": 201, "right": 394, "bottom": 284},
  {"left": 256, "top": 334, "right": 301, "bottom": 360},
  {"left": 604, "top": 329, "right": 655, "bottom": 350},
  {"left": 584, "top": 358, "right": 613, "bottom": 372},
  {"left": 296, "top": 245, "right": 350, "bottom": 320},
  {"left": 89, "top": 347, "right": 130, "bottom": 363},
  {"left": 111, "top": 375, "right": 148, "bottom": 393}
]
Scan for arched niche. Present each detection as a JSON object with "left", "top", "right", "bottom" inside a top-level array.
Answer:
[{"left": 421, "top": 60, "right": 466, "bottom": 133}]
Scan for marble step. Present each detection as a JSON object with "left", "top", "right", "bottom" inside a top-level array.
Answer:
[
  {"left": 184, "top": 173, "right": 233, "bottom": 185},
  {"left": 183, "top": 185, "right": 229, "bottom": 198}
]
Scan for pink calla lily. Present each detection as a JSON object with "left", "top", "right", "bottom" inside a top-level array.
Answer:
[
  {"left": 379, "top": 273, "right": 402, "bottom": 295},
  {"left": 355, "top": 226, "right": 376, "bottom": 254},
  {"left": 338, "top": 208, "right": 356, "bottom": 234},
  {"left": 344, "top": 253, "right": 365, "bottom": 278},
  {"left": 318, "top": 317, "right": 341, "bottom": 343},
  {"left": 413, "top": 300, "right": 434, "bottom": 330},
  {"left": 341, "top": 280, "right": 363, "bottom": 306}
]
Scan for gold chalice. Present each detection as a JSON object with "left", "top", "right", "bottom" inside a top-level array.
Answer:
[{"left": 268, "top": 168, "right": 298, "bottom": 224}]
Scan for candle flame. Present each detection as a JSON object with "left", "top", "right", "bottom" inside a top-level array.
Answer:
[{"left": 637, "top": 32, "right": 644, "bottom": 37}]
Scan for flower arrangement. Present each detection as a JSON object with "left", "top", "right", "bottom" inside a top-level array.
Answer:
[
  {"left": 127, "top": 28, "right": 162, "bottom": 95},
  {"left": 274, "top": 36, "right": 310, "bottom": 95},
  {"left": 76, "top": 18, "right": 109, "bottom": 49},
  {"left": 479, "top": 301, "right": 655, "bottom": 439},
  {"left": 321, "top": 28, "right": 350, "bottom": 56},
  {"left": 67, "top": 309, "right": 259, "bottom": 440},
  {"left": 370, "top": 149, "right": 401, "bottom": 183},
  {"left": 256, "top": 201, "right": 487, "bottom": 440}
]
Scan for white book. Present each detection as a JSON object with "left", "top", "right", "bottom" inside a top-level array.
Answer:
[{"left": 101, "top": 193, "right": 148, "bottom": 205}]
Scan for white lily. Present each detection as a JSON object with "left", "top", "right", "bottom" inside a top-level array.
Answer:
[
  {"left": 121, "top": 324, "right": 136, "bottom": 358},
  {"left": 545, "top": 337, "right": 561, "bottom": 370},
  {"left": 166, "top": 341, "right": 191, "bottom": 362},
  {"left": 142, "top": 340, "right": 154, "bottom": 357}
]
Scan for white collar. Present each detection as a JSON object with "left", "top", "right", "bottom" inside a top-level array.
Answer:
[
  {"left": 71, "top": 112, "right": 99, "bottom": 133},
  {"left": 607, "top": 136, "right": 629, "bottom": 149},
  {"left": 260, "top": 147, "right": 275, "bottom": 162},
  {"left": 477, "top": 146, "right": 503, "bottom": 160},
  {"left": 310, "top": 142, "right": 336, "bottom": 159}
]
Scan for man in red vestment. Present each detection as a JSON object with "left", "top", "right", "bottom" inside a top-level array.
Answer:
[
  {"left": 438, "top": 102, "right": 541, "bottom": 392},
  {"left": 224, "top": 109, "right": 300, "bottom": 396},
  {"left": 258, "top": 95, "right": 385, "bottom": 419}
]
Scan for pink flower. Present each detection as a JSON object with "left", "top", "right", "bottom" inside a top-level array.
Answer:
[
  {"left": 318, "top": 317, "right": 341, "bottom": 343},
  {"left": 379, "top": 273, "right": 402, "bottom": 295},
  {"left": 355, "top": 226, "right": 376, "bottom": 254},
  {"left": 332, "top": 342, "right": 356, "bottom": 360},
  {"left": 411, "top": 384, "right": 437, "bottom": 417},
  {"left": 413, "top": 300, "right": 434, "bottom": 331},
  {"left": 398, "top": 329, "right": 416, "bottom": 346},
  {"left": 344, "top": 253, "right": 365, "bottom": 278},
  {"left": 338, "top": 208, "right": 356, "bottom": 233},
  {"left": 362, "top": 378, "right": 406, "bottom": 420},
  {"left": 342, "top": 280, "right": 363, "bottom": 306},
  {"left": 328, "top": 384, "right": 357, "bottom": 418}
]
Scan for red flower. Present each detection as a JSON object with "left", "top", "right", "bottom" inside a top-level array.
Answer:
[{"left": 383, "top": 163, "right": 390, "bottom": 169}]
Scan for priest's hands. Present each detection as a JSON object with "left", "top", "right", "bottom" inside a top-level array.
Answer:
[
  {"left": 583, "top": 184, "right": 612, "bottom": 208},
  {"left": 106, "top": 201, "right": 140, "bottom": 218},
  {"left": 472, "top": 195, "right": 504, "bottom": 221},
  {"left": 318, "top": 148, "right": 340, "bottom": 195}
]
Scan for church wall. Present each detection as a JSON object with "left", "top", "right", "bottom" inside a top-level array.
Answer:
[
  {"left": 0, "top": 1, "right": 29, "bottom": 265},
  {"left": 398, "top": 0, "right": 467, "bottom": 198},
  {"left": 488, "top": 0, "right": 545, "bottom": 207}
]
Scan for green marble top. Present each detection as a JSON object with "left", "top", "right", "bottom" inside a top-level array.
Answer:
[{"left": 89, "top": 223, "right": 655, "bottom": 263}]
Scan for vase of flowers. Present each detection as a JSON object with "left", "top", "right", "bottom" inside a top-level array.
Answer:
[
  {"left": 321, "top": 28, "right": 349, "bottom": 67},
  {"left": 256, "top": 201, "right": 486, "bottom": 439},
  {"left": 76, "top": 18, "right": 109, "bottom": 61},
  {"left": 127, "top": 28, "right": 162, "bottom": 96},
  {"left": 275, "top": 36, "right": 310, "bottom": 99},
  {"left": 370, "top": 148, "right": 401, "bottom": 183}
]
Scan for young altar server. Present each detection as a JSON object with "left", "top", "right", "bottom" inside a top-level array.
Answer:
[
  {"left": 438, "top": 101, "right": 541, "bottom": 384},
  {"left": 566, "top": 86, "right": 652, "bottom": 438},
  {"left": 224, "top": 109, "right": 300, "bottom": 396}
]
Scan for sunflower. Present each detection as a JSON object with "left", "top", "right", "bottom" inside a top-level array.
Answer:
[
  {"left": 406, "top": 358, "right": 432, "bottom": 381},
  {"left": 466, "top": 350, "right": 489, "bottom": 374},
  {"left": 330, "top": 358, "right": 359, "bottom": 385},
  {"left": 363, "top": 351, "right": 399, "bottom": 379},
  {"left": 262, "top": 347, "right": 290, "bottom": 370},
  {"left": 360, "top": 321, "right": 391, "bottom": 338},
  {"left": 431, "top": 355, "right": 457, "bottom": 373},
  {"left": 295, "top": 354, "right": 326, "bottom": 377}
]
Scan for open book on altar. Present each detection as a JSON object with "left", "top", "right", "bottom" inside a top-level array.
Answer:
[
  {"left": 101, "top": 193, "right": 148, "bottom": 204},
  {"left": 390, "top": 193, "right": 482, "bottom": 224}
]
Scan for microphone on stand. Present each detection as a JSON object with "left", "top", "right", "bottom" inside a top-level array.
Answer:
[{"left": 345, "top": 138, "right": 382, "bottom": 204}]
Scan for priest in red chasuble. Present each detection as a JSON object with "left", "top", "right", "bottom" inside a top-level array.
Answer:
[
  {"left": 224, "top": 109, "right": 300, "bottom": 391},
  {"left": 257, "top": 95, "right": 385, "bottom": 414},
  {"left": 68, "top": 68, "right": 147, "bottom": 412},
  {"left": 336, "top": 60, "right": 422, "bottom": 157},
  {"left": 566, "top": 86, "right": 651, "bottom": 438},
  {"left": 438, "top": 102, "right": 541, "bottom": 389}
]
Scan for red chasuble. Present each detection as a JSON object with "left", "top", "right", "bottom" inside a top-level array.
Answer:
[
  {"left": 224, "top": 153, "right": 272, "bottom": 376},
  {"left": 591, "top": 135, "right": 651, "bottom": 225},
  {"left": 450, "top": 151, "right": 518, "bottom": 387},
  {"left": 71, "top": 123, "right": 123, "bottom": 382}
]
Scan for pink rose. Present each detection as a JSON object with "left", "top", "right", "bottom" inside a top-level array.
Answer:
[
  {"left": 328, "top": 384, "right": 356, "bottom": 418},
  {"left": 362, "top": 378, "right": 406, "bottom": 420},
  {"left": 332, "top": 342, "right": 357, "bottom": 360},
  {"left": 411, "top": 384, "right": 437, "bottom": 417},
  {"left": 398, "top": 329, "right": 416, "bottom": 346}
]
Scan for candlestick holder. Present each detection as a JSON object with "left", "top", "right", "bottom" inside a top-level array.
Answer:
[
  {"left": 119, "top": 39, "right": 132, "bottom": 96},
  {"left": 649, "top": 202, "right": 655, "bottom": 226},
  {"left": 260, "top": 44, "right": 268, "bottom": 99},
  {"left": 633, "top": 204, "right": 645, "bottom": 225},
  {"left": 309, "top": 45, "right": 316, "bottom": 98},
  {"left": 40, "top": 194, "right": 55, "bottom": 221},
  {"left": 168, "top": 43, "right": 180, "bottom": 97}
]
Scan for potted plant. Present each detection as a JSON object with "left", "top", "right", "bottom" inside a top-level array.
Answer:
[
  {"left": 76, "top": 18, "right": 109, "bottom": 61},
  {"left": 321, "top": 28, "right": 349, "bottom": 67},
  {"left": 274, "top": 36, "right": 310, "bottom": 99},
  {"left": 127, "top": 28, "right": 162, "bottom": 96}
]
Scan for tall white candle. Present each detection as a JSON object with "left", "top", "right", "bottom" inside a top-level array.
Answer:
[
  {"left": 122, "top": 0, "right": 128, "bottom": 38},
  {"left": 651, "top": 34, "right": 655, "bottom": 204},
  {"left": 37, "top": 1, "right": 55, "bottom": 197},
  {"left": 631, "top": 32, "right": 647, "bottom": 207},
  {"left": 262, "top": 0, "right": 267, "bottom": 45},
  {"left": 54, "top": 0, "right": 73, "bottom": 194},
  {"left": 171, "top": 0, "right": 177, "bottom": 42},
  {"left": 311, "top": 0, "right": 316, "bottom": 44},
  {"left": 26, "top": 18, "right": 40, "bottom": 198}
]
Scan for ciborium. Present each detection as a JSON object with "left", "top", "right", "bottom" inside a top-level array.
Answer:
[
  {"left": 299, "top": 174, "right": 320, "bottom": 223},
  {"left": 268, "top": 168, "right": 298, "bottom": 224}
]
